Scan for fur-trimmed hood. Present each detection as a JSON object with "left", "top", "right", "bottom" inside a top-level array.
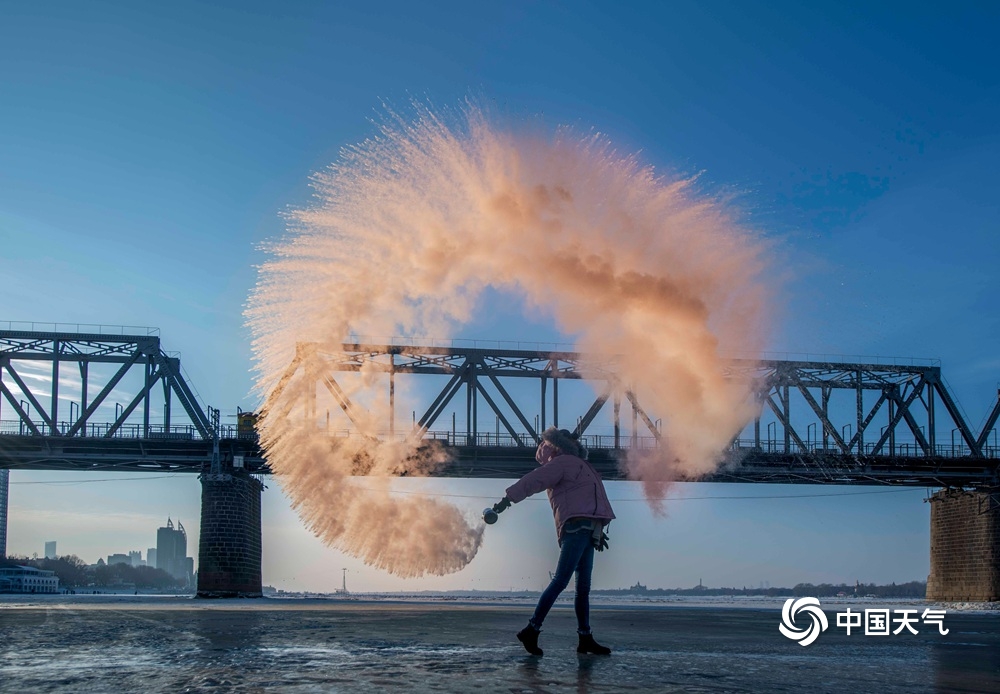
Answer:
[{"left": 540, "top": 427, "right": 588, "bottom": 460}]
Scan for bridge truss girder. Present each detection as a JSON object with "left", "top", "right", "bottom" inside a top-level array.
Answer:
[
  {"left": 0, "top": 330, "right": 213, "bottom": 440},
  {"left": 1, "top": 339, "right": 999, "bottom": 488},
  {"left": 741, "top": 361, "right": 1000, "bottom": 459},
  {"left": 266, "top": 343, "right": 1000, "bottom": 486},
  {"left": 271, "top": 342, "right": 665, "bottom": 450},
  {"left": 286, "top": 345, "right": 998, "bottom": 454}
]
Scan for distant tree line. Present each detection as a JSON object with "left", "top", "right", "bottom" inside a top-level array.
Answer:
[
  {"left": 791, "top": 581, "right": 927, "bottom": 598},
  {"left": 592, "top": 581, "right": 927, "bottom": 598},
  {"left": 1, "top": 555, "right": 186, "bottom": 590}
]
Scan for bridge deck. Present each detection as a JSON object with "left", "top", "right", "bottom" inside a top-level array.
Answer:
[{"left": 1, "top": 433, "right": 996, "bottom": 487}]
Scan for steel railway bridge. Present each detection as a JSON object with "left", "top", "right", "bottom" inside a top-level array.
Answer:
[{"left": 1, "top": 328, "right": 998, "bottom": 599}]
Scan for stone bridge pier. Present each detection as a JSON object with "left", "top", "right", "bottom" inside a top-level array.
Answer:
[
  {"left": 927, "top": 488, "right": 1000, "bottom": 602},
  {"left": 197, "top": 471, "right": 264, "bottom": 598}
]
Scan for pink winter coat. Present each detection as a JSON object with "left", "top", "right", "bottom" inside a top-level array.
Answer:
[{"left": 505, "top": 453, "right": 616, "bottom": 540}]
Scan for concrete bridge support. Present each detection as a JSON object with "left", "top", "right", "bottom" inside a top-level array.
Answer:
[
  {"left": 927, "top": 489, "right": 1000, "bottom": 602},
  {"left": 197, "top": 471, "right": 264, "bottom": 598}
]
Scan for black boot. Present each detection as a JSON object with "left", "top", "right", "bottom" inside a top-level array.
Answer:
[
  {"left": 577, "top": 632, "right": 611, "bottom": 655},
  {"left": 517, "top": 624, "right": 543, "bottom": 656}
]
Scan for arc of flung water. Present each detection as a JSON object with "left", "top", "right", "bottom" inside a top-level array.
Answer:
[{"left": 247, "top": 103, "right": 772, "bottom": 577}]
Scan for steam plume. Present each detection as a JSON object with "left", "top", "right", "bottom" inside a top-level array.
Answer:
[{"left": 247, "top": 103, "right": 771, "bottom": 576}]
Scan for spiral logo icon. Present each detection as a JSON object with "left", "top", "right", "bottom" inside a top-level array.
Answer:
[{"left": 779, "top": 597, "right": 828, "bottom": 646}]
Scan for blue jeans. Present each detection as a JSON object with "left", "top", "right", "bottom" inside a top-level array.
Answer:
[{"left": 529, "top": 521, "right": 595, "bottom": 634}]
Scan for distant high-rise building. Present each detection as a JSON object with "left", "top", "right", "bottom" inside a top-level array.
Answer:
[
  {"left": 128, "top": 550, "right": 143, "bottom": 567},
  {"left": 107, "top": 553, "right": 130, "bottom": 566},
  {"left": 147, "top": 548, "right": 157, "bottom": 568},
  {"left": 0, "top": 469, "right": 8, "bottom": 559},
  {"left": 44, "top": 541, "right": 57, "bottom": 559},
  {"left": 157, "top": 518, "right": 193, "bottom": 584}
]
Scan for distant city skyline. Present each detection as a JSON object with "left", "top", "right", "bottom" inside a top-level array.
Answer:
[{"left": 22, "top": 517, "right": 195, "bottom": 585}]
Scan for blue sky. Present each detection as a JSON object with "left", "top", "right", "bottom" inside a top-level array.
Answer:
[{"left": 1, "top": 1, "right": 997, "bottom": 591}]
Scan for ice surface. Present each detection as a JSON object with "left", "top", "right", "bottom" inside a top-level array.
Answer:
[{"left": 1, "top": 595, "right": 997, "bottom": 692}]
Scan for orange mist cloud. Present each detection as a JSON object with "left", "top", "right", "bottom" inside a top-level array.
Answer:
[{"left": 247, "top": 103, "right": 772, "bottom": 576}]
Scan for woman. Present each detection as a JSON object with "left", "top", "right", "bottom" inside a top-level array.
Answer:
[{"left": 491, "top": 427, "right": 616, "bottom": 656}]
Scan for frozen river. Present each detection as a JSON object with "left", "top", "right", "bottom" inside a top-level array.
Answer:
[{"left": 1, "top": 595, "right": 998, "bottom": 692}]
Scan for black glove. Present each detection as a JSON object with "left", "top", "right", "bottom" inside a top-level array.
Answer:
[
  {"left": 492, "top": 496, "right": 512, "bottom": 513},
  {"left": 591, "top": 524, "right": 609, "bottom": 552}
]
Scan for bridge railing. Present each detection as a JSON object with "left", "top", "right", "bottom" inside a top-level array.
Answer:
[
  {"left": 3, "top": 419, "right": 995, "bottom": 460},
  {"left": 728, "top": 437, "right": 999, "bottom": 460},
  {"left": 0, "top": 321, "right": 160, "bottom": 336},
  {"left": 0, "top": 419, "right": 205, "bottom": 440}
]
